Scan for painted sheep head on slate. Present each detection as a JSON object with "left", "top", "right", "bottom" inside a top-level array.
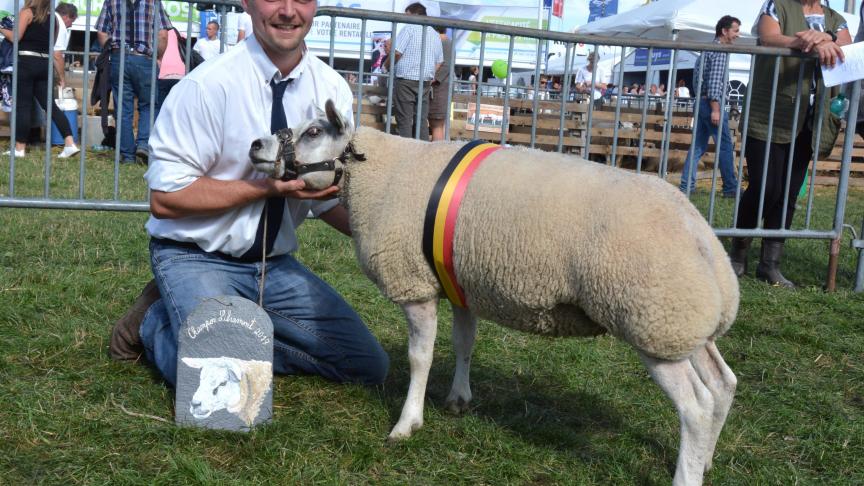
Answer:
[{"left": 249, "top": 99, "right": 360, "bottom": 190}]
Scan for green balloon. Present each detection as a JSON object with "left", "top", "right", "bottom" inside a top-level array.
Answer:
[{"left": 491, "top": 60, "right": 508, "bottom": 79}]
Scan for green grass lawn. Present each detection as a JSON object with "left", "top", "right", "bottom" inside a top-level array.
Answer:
[{"left": 1, "top": 157, "right": 863, "bottom": 483}]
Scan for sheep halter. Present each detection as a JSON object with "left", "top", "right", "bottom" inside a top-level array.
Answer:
[{"left": 422, "top": 140, "right": 501, "bottom": 308}]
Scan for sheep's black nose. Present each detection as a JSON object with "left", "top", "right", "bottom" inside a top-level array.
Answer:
[{"left": 251, "top": 140, "right": 263, "bottom": 152}]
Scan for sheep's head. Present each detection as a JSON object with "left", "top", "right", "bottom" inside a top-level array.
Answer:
[{"left": 249, "top": 99, "right": 363, "bottom": 190}]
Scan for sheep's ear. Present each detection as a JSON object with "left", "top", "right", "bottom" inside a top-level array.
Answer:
[
  {"left": 225, "top": 360, "right": 243, "bottom": 382},
  {"left": 181, "top": 357, "right": 206, "bottom": 369},
  {"left": 325, "top": 99, "right": 347, "bottom": 134}
]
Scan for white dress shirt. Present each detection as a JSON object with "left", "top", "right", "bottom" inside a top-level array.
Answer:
[
  {"left": 145, "top": 35, "right": 353, "bottom": 257},
  {"left": 54, "top": 13, "right": 70, "bottom": 51}
]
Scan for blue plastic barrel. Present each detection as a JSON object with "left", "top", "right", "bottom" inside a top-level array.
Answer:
[{"left": 50, "top": 109, "right": 79, "bottom": 145}]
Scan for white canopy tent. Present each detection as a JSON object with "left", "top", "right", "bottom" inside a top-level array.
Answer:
[{"left": 566, "top": 0, "right": 858, "bottom": 87}]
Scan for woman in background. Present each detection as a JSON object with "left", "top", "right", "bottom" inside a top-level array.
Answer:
[
  {"left": 729, "top": 0, "right": 849, "bottom": 288},
  {"left": 0, "top": 0, "right": 79, "bottom": 158}
]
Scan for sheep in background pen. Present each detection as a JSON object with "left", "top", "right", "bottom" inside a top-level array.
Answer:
[{"left": 250, "top": 101, "right": 740, "bottom": 486}]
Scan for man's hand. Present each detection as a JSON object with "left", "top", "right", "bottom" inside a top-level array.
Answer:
[
  {"left": 711, "top": 109, "right": 721, "bottom": 126},
  {"left": 271, "top": 178, "right": 340, "bottom": 200}
]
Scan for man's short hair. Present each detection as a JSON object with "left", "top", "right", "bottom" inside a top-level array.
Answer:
[
  {"left": 207, "top": 20, "right": 220, "bottom": 29},
  {"left": 405, "top": 2, "right": 427, "bottom": 16},
  {"left": 55, "top": 2, "right": 78, "bottom": 19},
  {"left": 715, "top": 15, "right": 740, "bottom": 37}
]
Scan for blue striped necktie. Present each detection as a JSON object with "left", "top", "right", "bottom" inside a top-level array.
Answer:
[{"left": 242, "top": 78, "right": 292, "bottom": 261}]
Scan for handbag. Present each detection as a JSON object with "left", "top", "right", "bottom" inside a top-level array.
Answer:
[{"left": 173, "top": 28, "right": 205, "bottom": 72}]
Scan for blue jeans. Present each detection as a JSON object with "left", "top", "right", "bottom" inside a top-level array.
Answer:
[
  {"left": 139, "top": 239, "right": 389, "bottom": 387},
  {"left": 110, "top": 54, "right": 154, "bottom": 160},
  {"left": 679, "top": 98, "right": 739, "bottom": 195}
]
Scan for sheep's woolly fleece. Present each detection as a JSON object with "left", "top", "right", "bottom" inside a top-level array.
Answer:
[{"left": 344, "top": 127, "right": 739, "bottom": 361}]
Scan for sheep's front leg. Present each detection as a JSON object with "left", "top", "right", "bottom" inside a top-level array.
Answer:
[
  {"left": 389, "top": 299, "right": 439, "bottom": 440},
  {"left": 445, "top": 303, "right": 476, "bottom": 413}
]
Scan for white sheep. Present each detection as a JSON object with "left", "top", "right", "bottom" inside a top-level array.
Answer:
[
  {"left": 181, "top": 357, "right": 272, "bottom": 428},
  {"left": 250, "top": 102, "right": 740, "bottom": 486}
]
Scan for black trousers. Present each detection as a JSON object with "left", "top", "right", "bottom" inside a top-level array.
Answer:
[
  {"left": 737, "top": 128, "right": 813, "bottom": 243},
  {"left": 14, "top": 56, "right": 73, "bottom": 143}
]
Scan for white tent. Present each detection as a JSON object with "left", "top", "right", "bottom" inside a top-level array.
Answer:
[
  {"left": 575, "top": 0, "right": 858, "bottom": 45},
  {"left": 570, "top": 0, "right": 859, "bottom": 86}
]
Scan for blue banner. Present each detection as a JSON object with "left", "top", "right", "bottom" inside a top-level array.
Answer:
[
  {"left": 634, "top": 48, "right": 672, "bottom": 67},
  {"left": 588, "top": 0, "right": 618, "bottom": 22}
]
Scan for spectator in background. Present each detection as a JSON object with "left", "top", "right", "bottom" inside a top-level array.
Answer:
[
  {"left": 96, "top": 0, "right": 172, "bottom": 164},
  {"left": 0, "top": 0, "right": 80, "bottom": 158},
  {"left": 389, "top": 2, "right": 443, "bottom": 140},
  {"left": 678, "top": 15, "right": 741, "bottom": 199},
  {"left": 193, "top": 20, "right": 221, "bottom": 60},
  {"left": 236, "top": 9, "right": 252, "bottom": 43},
  {"left": 574, "top": 50, "right": 609, "bottom": 101},
  {"left": 675, "top": 78, "right": 690, "bottom": 98},
  {"left": 53, "top": 2, "right": 77, "bottom": 89},
  {"left": 429, "top": 25, "right": 452, "bottom": 141},
  {"left": 468, "top": 65, "right": 479, "bottom": 94},
  {"left": 730, "top": 0, "right": 849, "bottom": 288},
  {"left": 649, "top": 83, "right": 659, "bottom": 96},
  {"left": 658, "top": 83, "right": 666, "bottom": 96}
]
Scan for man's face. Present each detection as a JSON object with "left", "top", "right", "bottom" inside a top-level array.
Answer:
[
  {"left": 206, "top": 23, "right": 219, "bottom": 39},
  {"left": 61, "top": 14, "right": 75, "bottom": 28},
  {"left": 243, "top": 0, "right": 316, "bottom": 58},
  {"left": 721, "top": 22, "right": 740, "bottom": 44}
]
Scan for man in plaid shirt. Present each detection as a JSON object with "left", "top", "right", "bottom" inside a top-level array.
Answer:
[
  {"left": 679, "top": 15, "right": 741, "bottom": 197},
  {"left": 96, "top": 0, "right": 172, "bottom": 165},
  {"left": 389, "top": 2, "right": 442, "bottom": 140}
]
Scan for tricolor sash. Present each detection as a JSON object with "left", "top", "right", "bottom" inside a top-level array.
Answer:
[{"left": 422, "top": 140, "right": 502, "bottom": 308}]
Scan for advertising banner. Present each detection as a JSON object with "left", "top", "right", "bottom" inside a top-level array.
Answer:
[
  {"left": 587, "top": 0, "right": 618, "bottom": 23},
  {"left": 634, "top": 48, "right": 672, "bottom": 66}
]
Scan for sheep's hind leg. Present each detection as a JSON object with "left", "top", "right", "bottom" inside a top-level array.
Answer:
[
  {"left": 389, "top": 299, "right": 439, "bottom": 441},
  {"left": 638, "top": 352, "right": 714, "bottom": 486},
  {"left": 688, "top": 341, "right": 737, "bottom": 473},
  {"left": 445, "top": 304, "right": 477, "bottom": 414}
]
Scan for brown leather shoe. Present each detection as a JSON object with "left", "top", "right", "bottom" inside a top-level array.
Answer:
[{"left": 109, "top": 279, "right": 160, "bottom": 361}]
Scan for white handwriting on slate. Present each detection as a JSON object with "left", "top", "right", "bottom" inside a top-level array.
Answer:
[{"left": 187, "top": 309, "right": 271, "bottom": 345}]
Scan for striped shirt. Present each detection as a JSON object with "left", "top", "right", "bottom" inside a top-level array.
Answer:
[
  {"left": 96, "top": 0, "right": 172, "bottom": 57},
  {"left": 758, "top": 0, "right": 848, "bottom": 33},
  {"left": 692, "top": 39, "right": 728, "bottom": 102},
  {"left": 393, "top": 23, "right": 443, "bottom": 81}
]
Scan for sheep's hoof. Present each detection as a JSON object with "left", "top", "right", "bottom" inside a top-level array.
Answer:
[
  {"left": 387, "top": 420, "right": 422, "bottom": 441},
  {"left": 444, "top": 396, "right": 471, "bottom": 415}
]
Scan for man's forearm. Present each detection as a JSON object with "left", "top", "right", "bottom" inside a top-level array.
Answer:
[
  {"left": 97, "top": 32, "right": 109, "bottom": 47},
  {"left": 157, "top": 29, "right": 168, "bottom": 59},
  {"left": 53, "top": 51, "right": 65, "bottom": 85},
  {"left": 150, "top": 177, "right": 274, "bottom": 219}
]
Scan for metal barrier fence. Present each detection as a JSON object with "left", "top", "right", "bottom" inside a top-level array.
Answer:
[{"left": 1, "top": 2, "right": 862, "bottom": 290}]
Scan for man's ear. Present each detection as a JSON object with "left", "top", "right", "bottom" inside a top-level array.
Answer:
[{"left": 325, "top": 99, "right": 347, "bottom": 134}]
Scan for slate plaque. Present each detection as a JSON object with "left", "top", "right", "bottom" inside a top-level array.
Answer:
[{"left": 175, "top": 296, "right": 274, "bottom": 431}]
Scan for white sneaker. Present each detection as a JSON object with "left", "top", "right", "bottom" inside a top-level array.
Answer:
[
  {"left": 58, "top": 145, "right": 80, "bottom": 158},
  {"left": 3, "top": 148, "right": 25, "bottom": 157}
]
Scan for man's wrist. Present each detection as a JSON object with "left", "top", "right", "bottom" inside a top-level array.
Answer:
[{"left": 827, "top": 30, "right": 837, "bottom": 43}]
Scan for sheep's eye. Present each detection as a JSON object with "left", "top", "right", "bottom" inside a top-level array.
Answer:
[
  {"left": 214, "top": 381, "right": 227, "bottom": 395},
  {"left": 306, "top": 127, "right": 321, "bottom": 138}
]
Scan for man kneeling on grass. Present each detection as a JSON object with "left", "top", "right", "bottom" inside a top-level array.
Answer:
[{"left": 109, "top": 0, "right": 388, "bottom": 388}]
